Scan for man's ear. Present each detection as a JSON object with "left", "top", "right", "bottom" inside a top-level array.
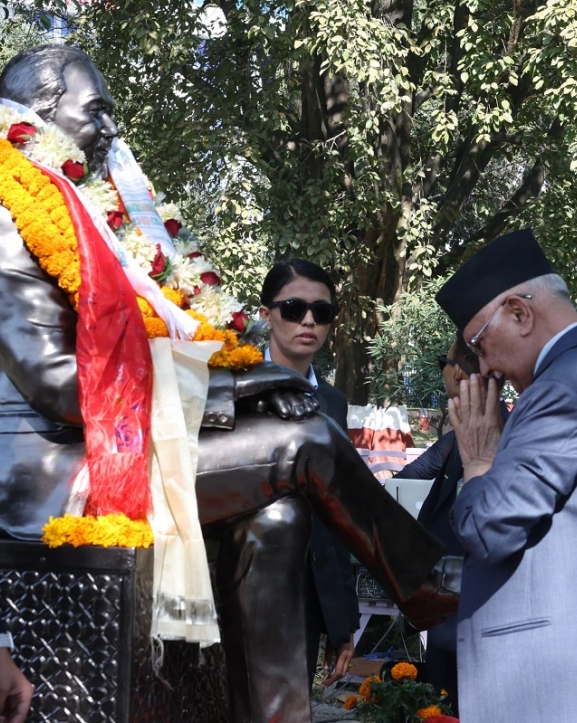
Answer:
[
  {"left": 259, "top": 305, "right": 270, "bottom": 323},
  {"left": 506, "top": 296, "right": 534, "bottom": 336}
]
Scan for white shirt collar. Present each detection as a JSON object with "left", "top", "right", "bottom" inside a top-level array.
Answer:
[{"left": 264, "top": 346, "right": 318, "bottom": 390}]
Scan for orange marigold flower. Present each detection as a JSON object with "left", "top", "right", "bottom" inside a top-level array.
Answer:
[
  {"left": 417, "top": 705, "right": 443, "bottom": 720},
  {"left": 69, "top": 291, "right": 80, "bottom": 310},
  {"left": 58, "top": 261, "right": 81, "bottom": 295},
  {"left": 143, "top": 316, "right": 169, "bottom": 338},
  {"left": 136, "top": 296, "right": 155, "bottom": 317},
  {"left": 186, "top": 309, "right": 208, "bottom": 324},
  {"left": 359, "top": 674, "right": 381, "bottom": 703},
  {"left": 13, "top": 208, "right": 38, "bottom": 229},
  {"left": 161, "top": 285, "right": 185, "bottom": 307},
  {"left": 343, "top": 695, "right": 357, "bottom": 710},
  {"left": 224, "top": 345, "right": 264, "bottom": 370},
  {"left": 391, "top": 662, "right": 418, "bottom": 681},
  {"left": 36, "top": 184, "right": 61, "bottom": 203},
  {"left": 43, "top": 249, "right": 77, "bottom": 278},
  {"left": 193, "top": 322, "right": 227, "bottom": 342},
  {"left": 42, "top": 516, "right": 71, "bottom": 548},
  {"left": 50, "top": 205, "right": 73, "bottom": 231}
]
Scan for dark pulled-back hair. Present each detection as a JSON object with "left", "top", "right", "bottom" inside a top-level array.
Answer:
[
  {"left": 453, "top": 330, "right": 480, "bottom": 375},
  {"left": 0, "top": 44, "right": 96, "bottom": 121},
  {"left": 260, "top": 259, "right": 337, "bottom": 305}
]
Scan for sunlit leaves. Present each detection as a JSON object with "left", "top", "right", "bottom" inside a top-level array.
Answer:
[{"left": 8, "top": 0, "right": 577, "bottom": 400}]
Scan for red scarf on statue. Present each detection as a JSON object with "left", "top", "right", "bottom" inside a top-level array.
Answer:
[{"left": 39, "top": 164, "right": 153, "bottom": 519}]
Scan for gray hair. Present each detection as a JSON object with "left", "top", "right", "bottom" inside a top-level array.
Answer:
[
  {"left": 0, "top": 45, "right": 95, "bottom": 121},
  {"left": 518, "top": 273, "right": 571, "bottom": 301}
]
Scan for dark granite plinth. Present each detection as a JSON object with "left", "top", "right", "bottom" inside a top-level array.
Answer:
[{"left": 0, "top": 541, "right": 228, "bottom": 723}]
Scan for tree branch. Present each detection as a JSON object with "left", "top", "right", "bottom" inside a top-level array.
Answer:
[{"left": 468, "top": 155, "right": 546, "bottom": 242}]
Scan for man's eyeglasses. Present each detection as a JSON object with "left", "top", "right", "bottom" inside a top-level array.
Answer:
[
  {"left": 438, "top": 354, "right": 471, "bottom": 376},
  {"left": 466, "top": 293, "right": 532, "bottom": 357},
  {"left": 267, "top": 298, "right": 339, "bottom": 325}
]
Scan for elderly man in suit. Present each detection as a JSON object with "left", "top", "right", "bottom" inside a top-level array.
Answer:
[{"left": 436, "top": 228, "right": 577, "bottom": 723}]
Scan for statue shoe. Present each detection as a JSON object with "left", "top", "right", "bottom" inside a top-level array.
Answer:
[{"left": 398, "top": 555, "right": 462, "bottom": 631}]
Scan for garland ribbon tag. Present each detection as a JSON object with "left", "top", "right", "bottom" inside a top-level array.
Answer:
[{"left": 108, "top": 138, "right": 176, "bottom": 257}]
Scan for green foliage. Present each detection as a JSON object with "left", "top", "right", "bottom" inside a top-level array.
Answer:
[
  {"left": 368, "top": 279, "right": 455, "bottom": 408},
  {"left": 0, "top": 12, "right": 45, "bottom": 68}
]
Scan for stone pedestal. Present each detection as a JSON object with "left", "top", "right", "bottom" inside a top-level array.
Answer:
[{"left": 0, "top": 540, "right": 228, "bottom": 723}]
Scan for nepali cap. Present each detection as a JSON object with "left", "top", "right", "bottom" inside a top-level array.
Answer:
[{"left": 435, "top": 229, "right": 554, "bottom": 330}]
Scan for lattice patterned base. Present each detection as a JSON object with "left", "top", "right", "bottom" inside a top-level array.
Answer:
[{"left": 0, "top": 541, "right": 228, "bottom": 723}]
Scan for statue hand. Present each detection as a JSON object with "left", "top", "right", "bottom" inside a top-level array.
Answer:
[
  {"left": 261, "top": 389, "right": 319, "bottom": 420},
  {"left": 234, "top": 362, "right": 319, "bottom": 421},
  {"left": 233, "top": 362, "right": 314, "bottom": 399}
]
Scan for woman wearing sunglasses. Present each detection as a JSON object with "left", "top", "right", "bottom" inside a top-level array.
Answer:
[{"left": 259, "top": 259, "right": 359, "bottom": 689}]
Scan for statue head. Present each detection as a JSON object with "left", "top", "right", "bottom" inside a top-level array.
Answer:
[{"left": 0, "top": 45, "right": 118, "bottom": 177}]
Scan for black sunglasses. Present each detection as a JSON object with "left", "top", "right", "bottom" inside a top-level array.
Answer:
[
  {"left": 267, "top": 298, "right": 339, "bottom": 325},
  {"left": 438, "top": 354, "right": 471, "bottom": 376}
]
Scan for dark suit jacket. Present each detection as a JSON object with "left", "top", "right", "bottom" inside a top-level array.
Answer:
[
  {"left": 395, "top": 431, "right": 463, "bottom": 654},
  {"left": 308, "top": 377, "right": 359, "bottom": 649},
  {"left": 396, "top": 431, "right": 464, "bottom": 557},
  {"left": 395, "top": 401, "right": 509, "bottom": 652}
]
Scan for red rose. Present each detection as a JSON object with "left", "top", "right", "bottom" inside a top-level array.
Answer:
[
  {"left": 228, "top": 310, "right": 250, "bottom": 333},
  {"left": 187, "top": 251, "right": 203, "bottom": 260},
  {"left": 426, "top": 717, "right": 459, "bottom": 723},
  {"left": 200, "top": 271, "right": 220, "bottom": 286},
  {"left": 149, "top": 244, "right": 169, "bottom": 279},
  {"left": 7, "top": 122, "right": 37, "bottom": 145},
  {"left": 164, "top": 219, "right": 182, "bottom": 237},
  {"left": 107, "top": 210, "right": 124, "bottom": 229},
  {"left": 193, "top": 285, "right": 201, "bottom": 295},
  {"left": 61, "top": 160, "right": 88, "bottom": 181}
]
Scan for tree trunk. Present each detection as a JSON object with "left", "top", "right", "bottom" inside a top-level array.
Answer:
[
  {"left": 334, "top": 227, "right": 404, "bottom": 403},
  {"left": 334, "top": 319, "right": 373, "bottom": 405}
]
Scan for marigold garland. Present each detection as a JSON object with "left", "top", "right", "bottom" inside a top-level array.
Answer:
[
  {"left": 0, "top": 139, "right": 80, "bottom": 304},
  {"left": 0, "top": 139, "right": 263, "bottom": 371},
  {"left": 42, "top": 513, "right": 153, "bottom": 548}
]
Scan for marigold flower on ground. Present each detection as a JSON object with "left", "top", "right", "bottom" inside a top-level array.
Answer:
[
  {"left": 391, "top": 662, "right": 418, "bottom": 681},
  {"left": 417, "top": 704, "right": 443, "bottom": 719},
  {"left": 359, "top": 674, "right": 382, "bottom": 703},
  {"left": 343, "top": 695, "right": 357, "bottom": 710}
]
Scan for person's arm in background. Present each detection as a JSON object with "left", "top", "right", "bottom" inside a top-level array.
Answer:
[
  {"left": 321, "top": 537, "right": 359, "bottom": 685},
  {"left": 393, "top": 431, "right": 454, "bottom": 480},
  {"left": 0, "top": 623, "right": 33, "bottom": 723}
]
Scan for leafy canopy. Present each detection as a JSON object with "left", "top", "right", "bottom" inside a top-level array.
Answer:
[{"left": 7, "top": 0, "right": 577, "bottom": 402}]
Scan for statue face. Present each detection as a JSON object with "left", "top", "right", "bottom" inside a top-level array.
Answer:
[{"left": 53, "top": 60, "right": 118, "bottom": 177}]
